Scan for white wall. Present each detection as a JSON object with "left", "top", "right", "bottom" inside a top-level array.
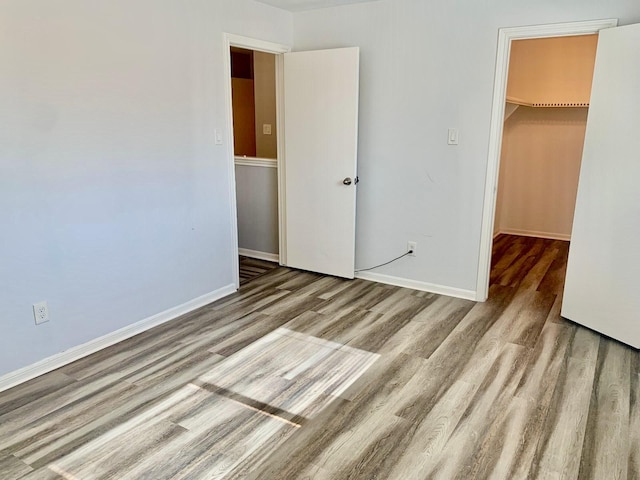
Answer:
[
  {"left": 235, "top": 164, "right": 279, "bottom": 254},
  {"left": 292, "top": 0, "right": 640, "bottom": 293},
  {"left": 0, "top": 0, "right": 292, "bottom": 377},
  {"left": 496, "top": 107, "right": 587, "bottom": 239}
]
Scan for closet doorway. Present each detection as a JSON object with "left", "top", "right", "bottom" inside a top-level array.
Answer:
[
  {"left": 490, "top": 34, "right": 597, "bottom": 298},
  {"left": 476, "top": 19, "right": 618, "bottom": 301}
]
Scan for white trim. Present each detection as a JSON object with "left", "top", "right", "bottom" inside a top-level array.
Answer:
[
  {"left": 223, "top": 33, "right": 291, "bottom": 273},
  {"left": 356, "top": 271, "right": 476, "bottom": 301},
  {"left": 276, "top": 54, "right": 287, "bottom": 267},
  {"left": 506, "top": 96, "right": 533, "bottom": 107},
  {"left": 476, "top": 18, "right": 618, "bottom": 302},
  {"left": 223, "top": 35, "right": 241, "bottom": 290},
  {"left": 498, "top": 229, "right": 571, "bottom": 241},
  {"left": 225, "top": 33, "right": 290, "bottom": 55},
  {"left": 239, "top": 248, "right": 280, "bottom": 262},
  {"left": 0, "top": 284, "right": 236, "bottom": 394},
  {"left": 234, "top": 156, "right": 277, "bottom": 168}
]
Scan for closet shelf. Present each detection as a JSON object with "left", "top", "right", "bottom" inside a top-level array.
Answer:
[
  {"left": 531, "top": 102, "right": 589, "bottom": 107},
  {"left": 507, "top": 96, "right": 589, "bottom": 108}
]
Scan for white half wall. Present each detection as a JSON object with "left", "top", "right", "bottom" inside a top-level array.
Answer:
[
  {"left": 292, "top": 0, "right": 640, "bottom": 294},
  {"left": 0, "top": 0, "right": 292, "bottom": 378},
  {"left": 235, "top": 163, "right": 280, "bottom": 255}
]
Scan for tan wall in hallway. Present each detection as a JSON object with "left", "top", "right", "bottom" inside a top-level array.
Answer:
[
  {"left": 253, "top": 52, "right": 277, "bottom": 159},
  {"left": 232, "top": 78, "right": 257, "bottom": 157},
  {"left": 496, "top": 107, "right": 587, "bottom": 239}
]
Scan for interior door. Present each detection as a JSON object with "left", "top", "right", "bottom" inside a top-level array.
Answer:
[
  {"left": 562, "top": 23, "right": 640, "bottom": 348},
  {"left": 282, "top": 47, "right": 359, "bottom": 279}
]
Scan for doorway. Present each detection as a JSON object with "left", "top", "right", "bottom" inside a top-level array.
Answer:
[
  {"left": 225, "top": 36, "right": 361, "bottom": 288},
  {"left": 230, "top": 46, "right": 280, "bottom": 282},
  {"left": 476, "top": 19, "right": 618, "bottom": 301},
  {"left": 223, "top": 34, "right": 290, "bottom": 289},
  {"left": 489, "top": 34, "right": 597, "bottom": 299}
]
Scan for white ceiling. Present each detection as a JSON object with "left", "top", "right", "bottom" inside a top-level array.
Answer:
[{"left": 254, "top": 0, "right": 378, "bottom": 12}]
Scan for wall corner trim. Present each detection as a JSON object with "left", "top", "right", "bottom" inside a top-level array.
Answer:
[
  {"left": 355, "top": 271, "right": 477, "bottom": 301},
  {"left": 238, "top": 248, "right": 280, "bottom": 263},
  {"left": 234, "top": 157, "right": 278, "bottom": 169},
  {"left": 498, "top": 229, "right": 571, "bottom": 242},
  {"left": 0, "top": 284, "right": 237, "bottom": 394}
]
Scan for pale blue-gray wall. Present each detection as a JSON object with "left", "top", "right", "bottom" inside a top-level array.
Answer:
[
  {"left": 0, "top": 0, "right": 292, "bottom": 377},
  {"left": 293, "top": 0, "right": 640, "bottom": 292},
  {"left": 235, "top": 164, "right": 279, "bottom": 255}
]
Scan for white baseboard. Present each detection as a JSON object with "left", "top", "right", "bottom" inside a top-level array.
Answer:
[
  {"left": 498, "top": 228, "right": 571, "bottom": 241},
  {"left": 355, "top": 271, "right": 477, "bottom": 301},
  {"left": 0, "top": 284, "right": 237, "bottom": 394},
  {"left": 238, "top": 248, "right": 280, "bottom": 263}
]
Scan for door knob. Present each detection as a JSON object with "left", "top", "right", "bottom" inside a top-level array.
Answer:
[{"left": 343, "top": 177, "right": 352, "bottom": 185}]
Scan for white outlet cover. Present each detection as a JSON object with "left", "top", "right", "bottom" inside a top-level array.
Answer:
[{"left": 33, "top": 301, "right": 49, "bottom": 325}]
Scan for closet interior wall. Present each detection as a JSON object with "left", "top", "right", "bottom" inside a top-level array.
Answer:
[{"left": 494, "top": 35, "right": 598, "bottom": 241}]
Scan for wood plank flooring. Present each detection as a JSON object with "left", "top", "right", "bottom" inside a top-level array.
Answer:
[
  {"left": 239, "top": 256, "right": 278, "bottom": 285},
  {"left": 1, "top": 234, "right": 639, "bottom": 479}
]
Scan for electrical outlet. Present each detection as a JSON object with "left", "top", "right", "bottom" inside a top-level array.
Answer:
[
  {"left": 33, "top": 301, "right": 49, "bottom": 325},
  {"left": 407, "top": 241, "right": 417, "bottom": 256}
]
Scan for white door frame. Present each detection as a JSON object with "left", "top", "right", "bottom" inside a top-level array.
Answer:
[
  {"left": 475, "top": 18, "right": 618, "bottom": 302},
  {"left": 223, "top": 33, "right": 291, "bottom": 289}
]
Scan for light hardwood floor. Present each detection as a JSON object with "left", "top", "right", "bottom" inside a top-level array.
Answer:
[{"left": 0, "top": 234, "right": 638, "bottom": 479}]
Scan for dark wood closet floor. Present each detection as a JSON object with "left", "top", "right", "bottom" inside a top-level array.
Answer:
[
  {"left": 0, "top": 234, "right": 638, "bottom": 479},
  {"left": 238, "top": 256, "right": 278, "bottom": 285}
]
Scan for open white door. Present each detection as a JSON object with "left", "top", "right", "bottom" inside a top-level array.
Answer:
[
  {"left": 562, "top": 23, "right": 640, "bottom": 348},
  {"left": 282, "top": 47, "right": 359, "bottom": 279}
]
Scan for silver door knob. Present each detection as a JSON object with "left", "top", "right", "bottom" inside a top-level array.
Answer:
[{"left": 343, "top": 177, "right": 352, "bottom": 185}]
